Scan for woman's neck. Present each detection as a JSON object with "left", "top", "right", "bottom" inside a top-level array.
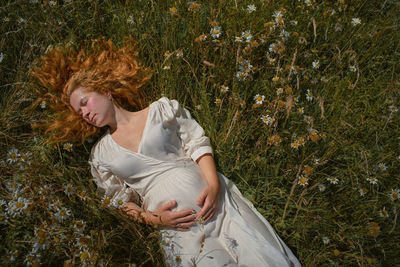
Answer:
[{"left": 108, "top": 106, "right": 134, "bottom": 133}]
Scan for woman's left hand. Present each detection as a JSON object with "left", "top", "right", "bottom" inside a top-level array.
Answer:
[{"left": 195, "top": 184, "right": 220, "bottom": 223}]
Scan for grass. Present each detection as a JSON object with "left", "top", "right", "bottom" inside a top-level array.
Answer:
[{"left": 1, "top": 0, "right": 399, "bottom": 266}]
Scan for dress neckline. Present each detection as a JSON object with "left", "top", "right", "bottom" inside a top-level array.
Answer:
[{"left": 107, "top": 101, "right": 154, "bottom": 155}]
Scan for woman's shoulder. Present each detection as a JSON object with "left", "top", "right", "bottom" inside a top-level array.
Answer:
[{"left": 152, "top": 96, "right": 182, "bottom": 117}]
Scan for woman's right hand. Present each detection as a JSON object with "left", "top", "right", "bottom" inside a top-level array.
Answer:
[{"left": 150, "top": 200, "right": 197, "bottom": 231}]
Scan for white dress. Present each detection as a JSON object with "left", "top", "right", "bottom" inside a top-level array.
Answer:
[{"left": 88, "top": 96, "right": 301, "bottom": 267}]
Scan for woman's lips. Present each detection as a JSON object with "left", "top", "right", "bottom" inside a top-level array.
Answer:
[{"left": 91, "top": 114, "right": 96, "bottom": 123}]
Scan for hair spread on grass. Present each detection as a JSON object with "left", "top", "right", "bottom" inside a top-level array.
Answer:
[{"left": 29, "top": 36, "right": 153, "bottom": 145}]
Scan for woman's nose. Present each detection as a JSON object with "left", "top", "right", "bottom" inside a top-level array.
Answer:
[{"left": 82, "top": 108, "right": 90, "bottom": 119}]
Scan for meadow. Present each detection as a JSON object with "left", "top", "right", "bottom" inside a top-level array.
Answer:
[{"left": 0, "top": 0, "right": 399, "bottom": 266}]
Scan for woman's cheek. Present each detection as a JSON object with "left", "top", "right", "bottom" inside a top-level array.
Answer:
[{"left": 86, "top": 99, "right": 95, "bottom": 111}]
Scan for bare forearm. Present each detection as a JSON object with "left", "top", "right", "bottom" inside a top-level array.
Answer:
[{"left": 196, "top": 153, "right": 220, "bottom": 188}]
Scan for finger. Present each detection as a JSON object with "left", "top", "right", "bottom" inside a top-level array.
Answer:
[
  {"left": 174, "top": 220, "right": 197, "bottom": 229},
  {"left": 196, "top": 201, "right": 211, "bottom": 220},
  {"left": 196, "top": 189, "right": 207, "bottom": 206},
  {"left": 171, "top": 208, "right": 196, "bottom": 219},
  {"left": 174, "top": 214, "right": 196, "bottom": 224},
  {"left": 205, "top": 207, "right": 217, "bottom": 222},
  {"left": 159, "top": 200, "right": 177, "bottom": 211},
  {"left": 203, "top": 206, "right": 215, "bottom": 222}
]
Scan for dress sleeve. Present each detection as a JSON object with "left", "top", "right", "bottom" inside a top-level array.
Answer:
[
  {"left": 158, "top": 97, "right": 214, "bottom": 162},
  {"left": 88, "top": 158, "right": 141, "bottom": 207}
]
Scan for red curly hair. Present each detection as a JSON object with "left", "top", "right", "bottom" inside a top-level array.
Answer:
[{"left": 29, "top": 36, "right": 153, "bottom": 145}]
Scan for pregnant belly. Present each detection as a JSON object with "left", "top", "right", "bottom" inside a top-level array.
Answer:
[{"left": 143, "top": 163, "right": 208, "bottom": 213}]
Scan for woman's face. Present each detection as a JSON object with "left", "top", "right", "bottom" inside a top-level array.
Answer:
[{"left": 69, "top": 86, "right": 114, "bottom": 127}]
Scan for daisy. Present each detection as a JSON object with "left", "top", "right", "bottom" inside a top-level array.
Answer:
[
  {"left": 322, "top": 236, "right": 330, "bottom": 244},
  {"left": 247, "top": 4, "right": 256, "bottom": 13},
  {"left": 236, "top": 71, "right": 249, "bottom": 81},
  {"left": 309, "top": 128, "right": 320, "bottom": 141},
  {"left": 0, "top": 212, "right": 8, "bottom": 225},
  {"left": 318, "top": 184, "right": 326, "bottom": 192},
  {"left": 276, "top": 87, "right": 284, "bottom": 95},
  {"left": 359, "top": 188, "right": 368, "bottom": 196},
  {"left": 389, "top": 105, "right": 398, "bottom": 113},
  {"left": 49, "top": 0, "right": 56, "bottom": 6},
  {"left": 254, "top": 94, "right": 265, "bottom": 104},
  {"left": 327, "top": 176, "right": 339, "bottom": 184},
  {"left": 272, "top": 76, "right": 279, "bottom": 82},
  {"left": 269, "top": 42, "right": 279, "bottom": 53},
  {"left": 20, "top": 152, "right": 32, "bottom": 165},
  {"left": 40, "top": 100, "right": 46, "bottom": 109},
  {"left": 366, "top": 177, "right": 378, "bottom": 185},
  {"left": 210, "top": 26, "right": 222, "bottom": 39},
  {"left": 79, "top": 247, "right": 92, "bottom": 263},
  {"left": 114, "top": 198, "right": 127, "bottom": 209},
  {"left": 272, "top": 10, "right": 283, "bottom": 25},
  {"left": 312, "top": 60, "right": 320, "bottom": 69},
  {"left": 351, "top": 18, "right": 361, "bottom": 26},
  {"left": 389, "top": 188, "right": 399, "bottom": 201},
  {"left": 305, "top": 0, "right": 312, "bottom": 6},
  {"left": 54, "top": 207, "right": 71, "bottom": 222},
  {"left": 169, "top": 7, "right": 177, "bottom": 14},
  {"left": 261, "top": 115, "right": 274, "bottom": 125},
  {"left": 280, "top": 30, "right": 290, "bottom": 41},
  {"left": 187, "top": 1, "right": 200, "bottom": 11},
  {"left": 97, "top": 195, "right": 110, "bottom": 207},
  {"left": 74, "top": 220, "right": 86, "bottom": 233},
  {"left": 306, "top": 90, "right": 313, "bottom": 101},
  {"left": 126, "top": 15, "right": 135, "bottom": 25},
  {"left": 297, "top": 137, "right": 305, "bottom": 146},
  {"left": 215, "top": 98, "right": 222, "bottom": 105},
  {"left": 379, "top": 207, "right": 389, "bottom": 218},
  {"left": 164, "top": 50, "right": 172, "bottom": 57},
  {"left": 241, "top": 30, "right": 253, "bottom": 42},
  {"left": 304, "top": 115, "right": 313, "bottom": 124},
  {"left": 298, "top": 175, "right": 309, "bottom": 186},
  {"left": 32, "top": 236, "right": 49, "bottom": 253},
  {"left": 290, "top": 141, "right": 299, "bottom": 149},
  {"left": 291, "top": 20, "right": 298, "bottom": 26},
  {"left": 239, "top": 61, "right": 253, "bottom": 72},
  {"left": 220, "top": 85, "right": 229, "bottom": 94},
  {"left": 24, "top": 252, "right": 41, "bottom": 266},
  {"left": 7, "top": 197, "right": 30, "bottom": 217},
  {"left": 64, "top": 183, "right": 75, "bottom": 196},
  {"left": 39, "top": 185, "right": 53, "bottom": 198},
  {"left": 63, "top": 143, "right": 73, "bottom": 152},
  {"left": 272, "top": 135, "right": 281, "bottom": 144},
  {"left": 235, "top": 36, "right": 243, "bottom": 42},
  {"left": 176, "top": 50, "right": 184, "bottom": 58},
  {"left": 7, "top": 148, "right": 19, "bottom": 164},
  {"left": 198, "top": 34, "right": 207, "bottom": 41},
  {"left": 267, "top": 56, "right": 276, "bottom": 64},
  {"left": 349, "top": 65, "right": 357, "bottom": 72},
  {"left": 378, "top": 162, "right": 387, "bottom": 171},
  {"left": 78, "top": 190, "right": 87, "bottom": 201}
]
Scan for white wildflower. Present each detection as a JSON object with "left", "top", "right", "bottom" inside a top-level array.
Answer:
[
  {"left": 247, "top": 4, "right": 256, "bottom": 13},
  {"left": 351, "top": 18, "right": 361, "bottom": 26}
]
